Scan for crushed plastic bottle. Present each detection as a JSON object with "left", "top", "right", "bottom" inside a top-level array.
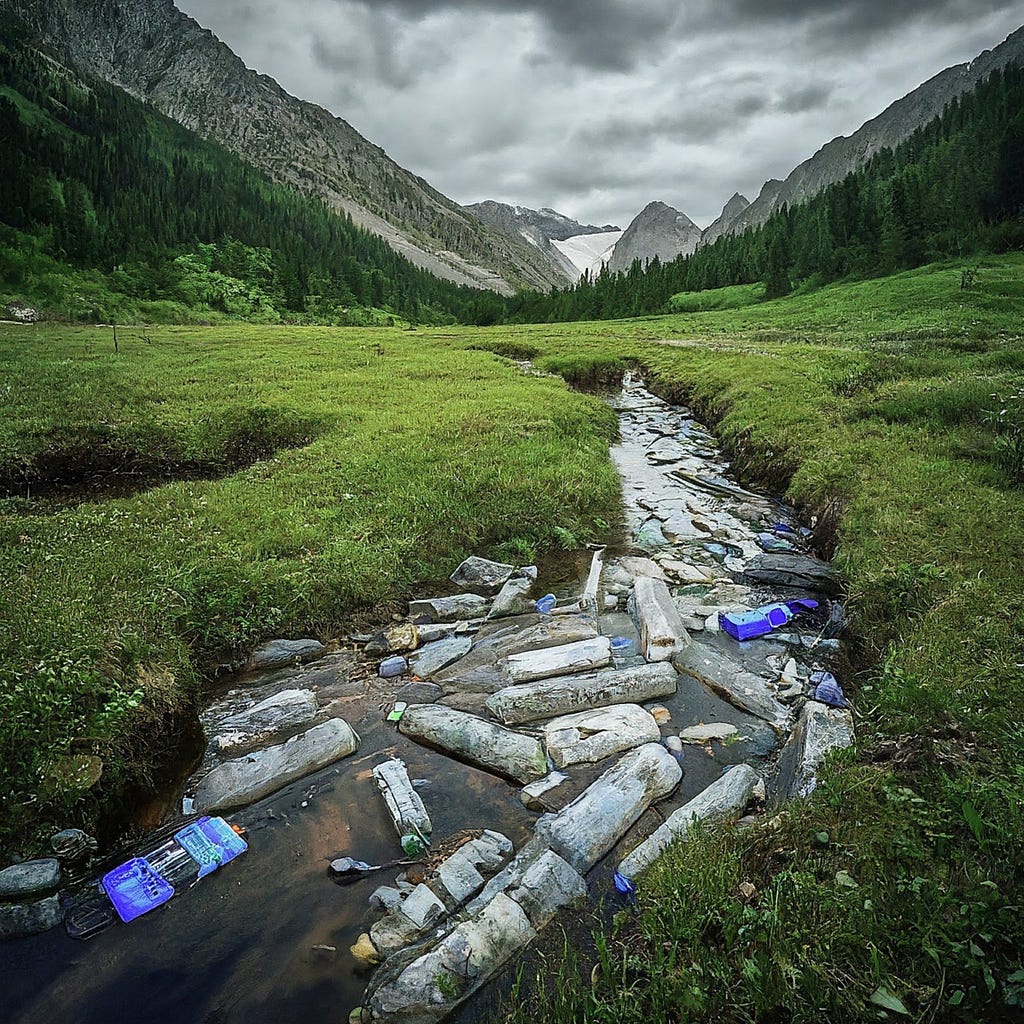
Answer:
[
  {"left": 810, "top": 670, "right": 848, "bottom": 708},
  {"left": 609, "top": 636, "right": 634, "bottom": 653},
  {"left": 534, "top": 594, "right": 556, "bottom": 614}
]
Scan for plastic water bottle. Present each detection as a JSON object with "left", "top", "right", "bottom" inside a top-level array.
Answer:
[{"left": 535, "top": 594, "right": 556, "bottom": 614}]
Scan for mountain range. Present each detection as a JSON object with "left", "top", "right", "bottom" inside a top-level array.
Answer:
[{"left": 6, "top": 0, "right": 1024, "bottom": 291}]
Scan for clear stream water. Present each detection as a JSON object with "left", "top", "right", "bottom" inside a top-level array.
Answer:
[{"left": 5, "top": 376, "right": 826, "bottom": 1024}]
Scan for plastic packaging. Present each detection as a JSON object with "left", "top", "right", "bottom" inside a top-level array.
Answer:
[
  {"left": 534, "top": 594, "right": 556, "bottom": 614},
  {"left": 609, "top": 636, "right": 634, "bottom": 653},
  {"left": 379, "top": 656, "right": 408, "bottom": 679},
  {"left": 719, "top": 602, "right": 794, "bottom": 641},
  {"left": 102, "top": 858, "right": 174, "bottom": 923},
  {"left": 174, "top": 816, "right": 248, "bottom": 880},
  {"left": 401, "top": 833, "right": 427, "bottom": 857},
  {"left": 810, "top": 670, "right": 848, "bottom": 708},
  {"left": 386, "top": 700, "right": 408, "bottom": 723}
]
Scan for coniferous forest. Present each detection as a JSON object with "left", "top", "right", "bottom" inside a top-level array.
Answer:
[
  {"left": 508, "top": 64, "right": 1024, "bottom": 323},
  {"left": 0, "top": 12, "right": 1021, "bottom": 328},
  {"left": 0, "top": 19, "right": 508, "bottom": 326}
]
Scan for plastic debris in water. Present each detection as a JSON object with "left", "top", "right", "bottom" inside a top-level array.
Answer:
[
  {"left": 613, "top": 871, "right": 637, "bottom": 900},
  {"left": 386, "top": 701, "right": 408, "bottom": 723},
  {"left": 609, "top": 636, "right": 633, "bottom": 652},
  {"left": 810, "top": 670, "right": 848, "bottom": 708},
  {"left": 401, "top": 833, "right": 427, "bottom": 857},
  {"left": 535, "top": 594, "right": 557, "bottom": 614}
]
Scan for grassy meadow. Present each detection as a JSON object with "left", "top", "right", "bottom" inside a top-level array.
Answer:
[{"left": 2, "top": 254, "right": 1023, "bottom": 1019}]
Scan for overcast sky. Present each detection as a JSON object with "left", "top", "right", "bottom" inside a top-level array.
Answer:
[{"left": 176, "top": 1, "right": 1022, "bottom": 229}]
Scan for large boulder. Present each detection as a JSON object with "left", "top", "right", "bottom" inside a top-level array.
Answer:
[
  {"left": 449, "top": 557, "right": 515, "bottom": 595},
  {"left": 674, "top": 645, "right": 791, "bottom": 732},
  {"left": 534, "top": 743, "right": 682, "bottom": 874},
  {"left": 0, "top": 859, "right": 61, "bottom": 899},
  {"left": 776, "top": 701, "right": 854, "bottom": 799},
  {"left": 0, "top": 895, "right": 62, "bottom": 940},
  {"left": 408, "top": 594, "right": 490, "bottom": 623},
  {"left": 743, "top": 552, "right": 840, "bottom": 595},
  {"left": 193, "top": 718, "right": 359, "bottom": 812},
  {"left": 246, "top": 638, "right": 326, "bottom": 671},
  {"left": 406, "top": 637, "right": 472, "bottom": 680},
  {"left": 505, "top": 636, "right": 612, "bottom": 685},
  {"left": 210, "top": 689, "right": 319, "bottom": 754},
  {"left": 629, "top": 577, "right": 690, "bottom": 662}
]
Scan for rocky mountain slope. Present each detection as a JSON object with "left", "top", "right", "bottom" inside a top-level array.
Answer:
[
  {"left": 728, "top": 25, "right": 1024, "bottom": 236},
  {"left": 5, "top": 0, "right": 565, "bottom": 294},
  {"left": 608, "top": 201, "right": 702, "bottom": 273},
  {"left": 701, "top": 193, "right": 750, "bottom": 245},
  {"left": 466, "top": 201, "right": 619, "bottom": 282}
]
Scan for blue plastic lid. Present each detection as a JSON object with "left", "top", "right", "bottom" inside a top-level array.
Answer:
[{"left": 102, "top": 857, "right": 174, "bottom": 923}]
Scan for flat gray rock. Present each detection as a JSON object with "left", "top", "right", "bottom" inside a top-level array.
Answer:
[
  {"left": 505, "top": 636, "right": 612, "bottom": 685},
  {"left": 433, "top": 614, "right": 599, "bottom": 694},
  {"left": 194, "top": 718, "right": 359, "bottom": 812},
  {"left": 487, "top": 575, "right": 536, "bottom": 619},
  {"left": 408, "top": 594, "right": 490, "bottom": 623},
  {"left": 246, "top": 638, "right": 326, "bottom": 670},
  {"left": 211, "top": 689, "right": 318, "bottom": 754},
  {"left": 674, "top": 645, "right": 792, "bottom": 732},
  {"left": 543, "top": 705, "right": 660, "bottom": 768},
  {"left": 0, "top": 895, "right": 61, "bottom": 940},
  {"left": 487, "top": 662, "right": 678, "bottom": 725},
  {"left": 0, "top": 859, "right": 61, "bottom": 899},
  {"left": 776, "top": 701, "right": 855, "bottom": 799},
  {"left": 396, "top": 681, "right": 444, "bottom": 704},
  {"left": 400, "top": 704, "right": 547, "bottom": 783},
  {"left": 407, "top": 636, "right": 473, "bottom": 679},
  {"left": 449, "top": 556, "right": 515, "bottom": 595}
]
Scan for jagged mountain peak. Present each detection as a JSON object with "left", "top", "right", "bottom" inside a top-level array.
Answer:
[
  {"left": 607, "top": 201, "right": 702, "bottom": 273},
  {"left": 702, "top": 193, "right": 751, "bottom": 244}
]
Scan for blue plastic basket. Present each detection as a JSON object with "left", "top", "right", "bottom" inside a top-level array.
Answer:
[
  {"left": 102, "top": 857, "right": 174, "bottom": 923},
  {"left": 174, "top": 816, "right": 247, "bottom": 879}
]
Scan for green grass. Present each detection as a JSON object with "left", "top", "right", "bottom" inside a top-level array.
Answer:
[
  {"left": 0, "top": 323, "right": 619, "bottom": 849},
  {"left": 669, "top": 281, "right": 766, "bottom": 313}
]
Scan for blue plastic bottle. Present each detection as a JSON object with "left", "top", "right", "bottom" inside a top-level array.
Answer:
[{"left": 535, "top": 594, "right": 556, "bottom": 614}]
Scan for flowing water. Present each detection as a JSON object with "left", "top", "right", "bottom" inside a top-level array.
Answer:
[{"left": 5, "top": 375, "right": 833, "bottom": 1024}]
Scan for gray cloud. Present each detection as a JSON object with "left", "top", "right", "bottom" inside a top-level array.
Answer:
[{"left": 176, "top": 1, "right": 1024, "bottom": 229}]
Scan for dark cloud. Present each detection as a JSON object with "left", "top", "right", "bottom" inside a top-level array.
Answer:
[
  {"left": 347, "top": 0, "right": 683, "bottom": 70},
  {"left": 177, "top": 0, "right": 1024, "bottom": 228}
]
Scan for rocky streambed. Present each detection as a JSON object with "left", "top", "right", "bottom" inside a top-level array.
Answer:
[{"left": 4, "top": 374, "right": 854, "bottom": 1024}]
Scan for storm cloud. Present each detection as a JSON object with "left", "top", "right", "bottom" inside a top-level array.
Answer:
[{"left": 176, "top": 0, "right": 1022, "bottom": 228}]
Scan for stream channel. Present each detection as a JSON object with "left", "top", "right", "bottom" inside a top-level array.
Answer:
[{"left": 5, "top": 373, "right": 846, "bottom": 1024}]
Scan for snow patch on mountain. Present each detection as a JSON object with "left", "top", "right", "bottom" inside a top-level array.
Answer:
[{"left": 551, "top": 230, "right": 623, "bottom": 280}]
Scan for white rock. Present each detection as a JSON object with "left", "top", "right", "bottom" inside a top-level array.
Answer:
[
  {"left": 520, "top": 771, "right": 570, "bottom": 811},
  {"left": 678, "top": 723, "right": 739, "bottom": 744},
  {"left": 618, "top": 764, "right": 761, "bottom": 879},
  {"left": 630, "top": 577, "right": 690, "bottom": 662},
  {"left": 194, "top": 718, "right": 359, "bottom": 812},
  {"left": 372, "top": 758, "right": 432, "bottom": 841},
  {"left": 543, "top": 705, "right": 660, "bottom": 768},
  {"left": 505, "top": 636, "right": 612, "bottom": 684},
  {"left": 777, "top": 701, "right": 855, "bottom": 798},
  {"left": 399, "top": 705, "right": 547, "bottom": 783},
  {"left": 399, "top": 884, "right": 446, "bottom": 929},
  {"left": 534, "top": 743, "right": 682, "bottom": 874},
  {"left": 487, "top": 662, "right": 678, "bottom": 725}
]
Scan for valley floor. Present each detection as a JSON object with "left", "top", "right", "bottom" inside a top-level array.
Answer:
[{"left": 2, "top": 255, "right": 1023, "bottom": 1020}]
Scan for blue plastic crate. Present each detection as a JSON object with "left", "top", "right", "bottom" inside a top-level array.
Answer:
[
  {"left": 102, "top": 857, "right": 174, "bottom": 923},
  {"left": 174, "top": 816, "right": 247, "bottom": 879}
]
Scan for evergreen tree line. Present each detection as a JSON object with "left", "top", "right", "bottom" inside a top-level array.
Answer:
[
  {"left": 0, "top": 21, "right": 508, "bottom": 326},
  {"left": 508, "top": 64, "right": 1024, "bottom": 323}
]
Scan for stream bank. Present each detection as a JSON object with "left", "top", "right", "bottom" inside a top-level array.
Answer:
[{"left": 3, "top": 373, "right": 852, "bottom": 1024}]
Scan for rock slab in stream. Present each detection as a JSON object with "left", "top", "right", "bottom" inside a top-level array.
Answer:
[
  {"left": 406, "top": 637, "right": 472, "bottom": 679},
  {"left": 487, "top": 573, "right": 536, "bottom": 619},
  {"left": 630, "top": 576, "right": 690, "bottom": 662},
  {"left": 399, "top": 705, "right": 547, "bottom": 783},
  {"left": 193, "top": 718, "right": 359, "bottom": 812},
  {"left": 534, "top": 742, "right": 683, "bottom": 874},
  {"left": 618, "top": 763, "right": 761, "bottom": 879},
  {"left": 433, "top": 614, "right": 598, "bottom": 694},
  {"left": 0, "top": 859, "right": 61, "bottom": 899},
  {"left": 408, "top": 594, "right": 490, "bottom": 623},
  {"left": 212, "top": 689, "right": 319, "bottom": 753},
  {"left": 543, "top": 705, "right": 660, "bottom": 768},
  {"left": 246, "top": 638, "right": 326, "bottom": 670},
  {"left": 776, "top": 701, "right": 855, "bottom": 799},
  {"left": 674, "top": 645, "right": 791, "bottom": 732},
  {"left": 505, "top": 636, "right": 612, "bottom": 685},
  {"left": 743, "top": 553, "right": 840, "bottom": 595},
  {"left": 486, "top": 662, "right": 678, "bottom": 725},
  {"left": 0, "top": 895, "right": 62, "bottom": 940},
  {"left": 449, "top": 557, "right": 515, "bottom": 595}
]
